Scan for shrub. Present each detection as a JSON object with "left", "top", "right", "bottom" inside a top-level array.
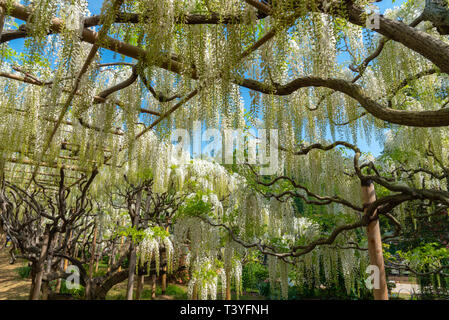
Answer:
[
  {"left": 16, "top": 265, "right": 31, "bottom": 279},
  {"left": 59, "top": 280, "right": 85, "bottom": 299},
  {"left": 242, "top": 262, "right": 269, "bottom": 291},
  {"left": 257, "top": 281, "right": 271, "bottom": 298},
  {"left": 166, "top": 284, "right": 188, "bottom": 299}
]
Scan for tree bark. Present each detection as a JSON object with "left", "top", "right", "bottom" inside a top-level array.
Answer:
[
  {"left": 41, "top": 254, "right": 52, "bottom": 300},
  {"left": 90, "top": 270, "right": 129, "bottom": 300},
  {"left": 0, "top": 223, "right": 6, "bottom": 248},
  {"left": 55, "top": 232, "right": 65, "bottom": 293},
  {"left": 361, "top": 179, "right": 389, "bottom": 300},
  {"left": 108, "top": 240, "right": 116, "bottom": 272},
  {"left": 161, "top": 265, "right": 167, "bottom": 294},
  {"left": 192, "top": 282, "right": 198, "bottom": 300},
  {"left": 89, "top": 224, "right": 98, "bottom": 278},
  {"left": 125, "top": 244, "right": 137, "bottom": 300},
  {"left": 30, "top": 230, "right": 50, "bottom": 300},
  {"left": 86, "top": 224, "right": 98, "bottom": 300},
  {"left": 118, "top": 223, "right": 124, "bottom": 272},
  {"left": 95, "top": 252, "right": 100, "bottom": 273},
  {"left": 28, "top": 264, "right": 36, "bottom": 300},
  {"left": 135, "top": 274, "right": 145, "bottom": 300}
]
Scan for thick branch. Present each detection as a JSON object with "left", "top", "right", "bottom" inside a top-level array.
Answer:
[{"left": 236, "top": 76, "right": 449, "bottom": 127}]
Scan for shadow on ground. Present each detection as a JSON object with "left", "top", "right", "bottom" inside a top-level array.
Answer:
[{"left": 0, "top": 248, "right": 31, "bottom": 300}]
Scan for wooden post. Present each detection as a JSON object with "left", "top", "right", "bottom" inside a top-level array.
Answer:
[
  {"left": 225, "top": 267, "right": 231, "bottom": 300},
  {"left": 361, "top": 179, "right": 388, "bottom": 300},
  {"left": 62, "top": 230, "right": 72, "bottom": 275},
  {"left": 126, "top": 210, "right": 140, "bottom": 300},
  {"left": 73, "top": 244, "right": 79, "bottom": 260},
  {"left": 55, "top": 259, "right": 63, "bottom": 293}
]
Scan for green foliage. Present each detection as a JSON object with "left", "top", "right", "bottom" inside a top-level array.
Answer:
[
  {"left": 384, "top": 204, "right": 449, "bottom": 298},
  {"left": 257, "top": 281, "right": 271, "bottom": 298},
  {"left": 140, "top": 284, "right": 187, "bottom": 300},
  {"left": 396, "top": 243, "right": 449, "bottom": 272},
  {"left": 165, "top": 284, "right": 188, "bottom": 299},
  {"left": 290, "top": 280, "right": 373, "bottom": 300},
  {"left": 59, "top": 281, "right": 85, "bottom": 299},
  {"left": 92, "top": 263, "right": 109, "bottom": 278},
  {"left": 16, "top": 265, "right": 31, "bottom": 279},
  {"left": 176, "top": 192, "right": 213, "bottom": 219},
  {"left": 135, "top": 167, "right": 154, "bottom": 181},
  {"left": 116, "top": 225, "right": 169, "bottom": 245},
  {"left": 192, "top": 265, "right": 219, "bottom": 283},
  {"left": 267, "top": 236, "right": 293, "bottom": 252},
  {"left": 242, "top": 261, "right": 269, "bottom": 291}
]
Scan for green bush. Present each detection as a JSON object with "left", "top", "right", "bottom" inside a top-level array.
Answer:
[
  {"left": 139, "top": 284, "right": 186, "bottom": 300},
  {"left": 417, "top": 273, "right": 449, "bottom": 300},
  {"left": 257, "top": 281, "right": 271, "bottom": 298},
  {"left": 59, "top": 280, "right": 85, "bottom": 299},
  {"left": 16, "top": 265, "right": 31, "bottom": 279},
  {"left": 242, "top": 262, "right": 269, "bottom": 291},
  {"left": 166, "top": 284, "right": 187, "bottom": 298},
  {"left": 140, "top": 289, "right": 153, "bottom": 299}
]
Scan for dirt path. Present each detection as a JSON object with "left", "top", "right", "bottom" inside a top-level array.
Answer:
[{"left": 0, "top": 248, "right": 31, "bottom": 300}]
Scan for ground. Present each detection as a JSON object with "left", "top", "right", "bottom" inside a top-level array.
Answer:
[
  {"left": 0, "top": 248, "right": 31, "bottom": 300},
  {"left": 0, "top": 247, "right": 416, "bottom": 300}
]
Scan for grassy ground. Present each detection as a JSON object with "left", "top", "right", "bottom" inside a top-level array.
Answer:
[
  {"left": 3, "top": 249, "right": 413, "bottom": 300},
  {"left": 105, "top": 279, "right": 266, "bottom": 300},
  {"left": 106, "top": 279, "right": 187, "bottom": 300},
  {"left": 0, "top": 251, "right": 265, "bottom": 300}
]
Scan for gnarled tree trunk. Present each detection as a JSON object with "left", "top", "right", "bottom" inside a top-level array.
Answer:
[
  {"left": 135, "top": 274, "right": 145, "bottom": 300},
  {"left": 30, "top": 230, "right": 50, "bottom": 300},
  {"left": 151, "top": 273, "right": 157, "bottom": 299}
]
